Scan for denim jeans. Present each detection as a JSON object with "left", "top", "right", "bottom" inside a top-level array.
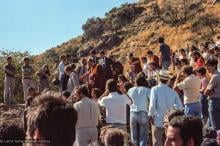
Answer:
[
  {"left": 130, "top": 111, "right": 148, "bottom": 146},
  {"left": 209, "top": 98, "right": 220, "bottom": 130},
  {"left": 184, "top": 101, "right": 201, "bottom": 117},
  {"left": 200, "top": 93, "right": 209, "bottom": 119},
  {"left": 162, "top": 60, "right": 171, "bottom": 70}
]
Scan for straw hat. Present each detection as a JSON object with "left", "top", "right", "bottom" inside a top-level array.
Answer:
[{"left": 158, "top": 70, "right": 173, "bottom": 80}]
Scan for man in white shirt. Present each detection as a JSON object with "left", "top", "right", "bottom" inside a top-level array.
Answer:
[
  {"left": 174, "top": 66, "right": 201, "bottom": 117},
  {"left": 74, "top": 85, "right": 100, "bottom": 146},
  {"left": 58, "top": 54, "right": 66, "bottom": 91},
  {"left": 98, "top": 79, "right": 132, "bottom": 131}
]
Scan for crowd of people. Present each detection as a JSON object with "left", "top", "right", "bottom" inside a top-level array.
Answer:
[{"left": 1, "top": 36, "right": 220, "bottom": 146}]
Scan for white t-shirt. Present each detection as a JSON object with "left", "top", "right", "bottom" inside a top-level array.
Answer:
[{"left": 98, "top": 92, "right": 131, "bottom": 124}]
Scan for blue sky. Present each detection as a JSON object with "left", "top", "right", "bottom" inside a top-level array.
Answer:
[{"left": 0, "top": 0, "right": 135, "bottom": 55}]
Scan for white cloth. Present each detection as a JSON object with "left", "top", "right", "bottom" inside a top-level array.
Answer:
[
  {"left": 142, "top": 63, "right": 148, "bottom": 76},
  {"left": 58, "top": 61, "right": 65, "bottom": 80},
  {"left": 98, "top": 92, "right": 131, "bottom": 124}
]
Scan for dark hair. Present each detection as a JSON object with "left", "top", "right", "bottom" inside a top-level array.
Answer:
[
  {"left": 90, "top": 49, "right": 96, "bottom": 54},
  {"left": 26, "top": 94, "right": 77, "bottom": 146},
  {"left": 77, "top": 84, "right": 89, "bottom": 97},
  {"left": 118, "top": 74, "right": 128, "bottom": 83},
  {"left": 62, "top": 91, "right": 71, "bottom": 98},
  {"left": 183, "top": 66, "right": 193, "bottom": 75},
  {"left": 206, "top": 58, "right": 218, "bottom": 69},
  {"left": 100, "top": 50, "right": 105, "bottom": 54},
  {"left": 180, "top": 58, "right": 189, "bottom": 65},
  {"left": 158, "top": 37, "right": 164, "bottom": 43},
  {"left": 201, "top": 138, "right": 218, "bottom": 146},
  {"left": 159, "top": 78, "right": 168, "bottom": 84},
  {"left": 27, "top": 87, "right": 35, "bottom": 93},
  {"left": 193, "top": 51, "right": 201, "bottom": 57},
  {"left": 23, "top": 57, "right": 30, "bottom": 62},
  {"left": 92, "top": 88, "right": 102, "bottom": 99},
  {"left": 141, "top": 56, "right": 147, "bottom": 62},
  {"left": 106, "top": 79, "right": 118, "bottom": 93},
  {"left": 198, "top": 67, "right": 207, "bottom": 76},
  {"left": 123, "top": 81, "right": 133, "bottom": 93},
  {"left": 165, "top": 108, "right": 185, "bottom": 122},
  {"left": 0, "top": 121, "right": 25, "bottom": 146},
  {"left": 169, "top": 115, "right": 203, "bottom": 146},
  {"left": 60, "top": 54, "right": 66, "bottom": 60},
  {"left": 180, "top": 49, "right": 185, "bottom": 53},
  {"left": 7, "top": 56, "right": 12, "bottom": 60},
  {"left": 135, "top": 74, "right": 149, "bottom": 87},
  {"left": 147, "top": 50, "right": 153, "bottom": 55},
  {"left": 203, "top": 127, "right": 217, "bottom": 139},
  {"left": 66, "top": 53, "right": 71, "bottom": 58},
  {"left": 70, "top": 63, "right": 76, "bottom": 70}
]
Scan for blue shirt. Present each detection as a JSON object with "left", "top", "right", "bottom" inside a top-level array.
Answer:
[
  {"left": 128, "top": 86, "right": 151, "bottom": 113},
  {"left": 148, "top": 83, "right": 183, "bottom": 127}
]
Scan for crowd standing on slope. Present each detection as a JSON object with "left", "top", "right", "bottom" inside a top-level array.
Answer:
[{"left": 1, "top": 36, "right": 220, "bottom": 146}]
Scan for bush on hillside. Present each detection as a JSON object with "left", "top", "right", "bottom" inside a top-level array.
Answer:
[
  {"left": 82, "top": 17, "right": 104, "bottom": 39},
  {"left": 161, "top": 0, "right": 203, "bottom": 26}
]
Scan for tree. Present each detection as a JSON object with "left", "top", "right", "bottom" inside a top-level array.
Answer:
[{"left": 82, "top": 17, "right": 104, "bottom": 39}]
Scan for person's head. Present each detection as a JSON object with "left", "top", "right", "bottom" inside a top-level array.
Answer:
[
  {"left": 62, "top": 91, "right": 71, "bottom": 99},
  {"left": 135, "top": 74, "right": 148, "bottom": 87},
  {"left": 91, "top": 88, "right": 101, "bottom": 99},
  {"left": 182, "top": 66, "right": 194, "bottom": 77},
  {"left": 206, "top": 58, "right": 218, "bottom": 74},
  {"left": 141, "top": 56, "right": 147, "bottom": 64},
  {"left": 165, "top": 115, "right": 203, "bottom": 146},
  {"left": 64, "top": 65, "right": 73, "bottom": 75},
  {"left": 90, "top": 49, "right": 97, "bottom": 57},
  {"left": 217, "top": 35, "right": 220, "bottom": 40},
  {"left": 180, "top": 49, "right": 186, "bottom": 55},
  {"left": 106, "top": 79, "right": 118, "bottom": 93},
  {"left": 0, "top": 120, "right": 25, "bottom": 146},
  {"left": 27, "top": 87, "right": 36, "bottom": 97},
  {"left": 82, "top": 58, "right": 87, "bottom": 66},
  {"left": 70, "top": 63, "right": 76, "bottom": 71},
  {"left": 158, "top": 70, "right": 172, "bottom": 84},
  {"left": 146, "top": 50, "right": 154, "bottom": 58},
  {"left": 123, "top": 81, "right": 133, "bottom": 93},
  {"left": 42, "top": 64, "right": 49, "bottom": 72},
  {"left": 25, "top": 94, "right": 77, "bottom": 146},
  {"left": 118, "top": 74, "right": 128, "bottom": 83},
  {"left": 163, "top": 108, "right": 185, "bottom": 130},
  {"left": 88, "top": 58, "right": 96, "bottom": 68},
  {"left": 201, "top": 138, "right": 218, "bottom": 146},
  {"left": 203, "top": 127, "right": 217, "bottom": 139},
  {"left": 7, "top": 56, "right": 13, "bottom": 64},
  {"left": 192, "top": 51, "right": 201, "bottom": 61},
  {"left": 158, "top": 37, "right": 164, "bottom": 44},
  {"left": 180, "top": 59, "right": 189, "bottom": 66},
  {"left": 197, "top": 67, "right": 207, "bottom": 77},
  {"left": 60, "top": 54, "right": 66, "bottom": 62},
  {"left": 100, "top": 127, "right": 131, "bottom": 146},
  {"left": 74, "top": 84, "right": 89, "bottom": 101},
  {"left": 128, "top": 53, "right": 134, "bottom": 60},
  {"left": 23, "top": 57, "right": 30, "bottom": 65},
  {"left": 100, "top": 50, "right": 105, "bottom": 58}
]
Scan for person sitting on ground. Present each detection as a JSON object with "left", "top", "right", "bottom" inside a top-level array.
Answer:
[
  {"left": 165, "top": 115, "right": 203, "bottom": 146},
  {"left": 25, "top": 93, "right": 78, "bottom": 146},
  {"left": 0, "top": 120, "right": 25, "bottom": 146}
]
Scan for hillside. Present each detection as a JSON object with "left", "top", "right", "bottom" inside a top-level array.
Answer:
[{"left": 36, "top": 0, "right": 220, "bottom": 70}]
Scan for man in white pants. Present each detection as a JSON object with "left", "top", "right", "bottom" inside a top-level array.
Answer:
[
  {"left": 73, "top": 85, "right": 100, "bottom": 146},
  {"left": 22, "top": 57, "right": 34, "bottom": 101},
  {"left": 4, "top": 56, "right": 16, "bottom": 105}
]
